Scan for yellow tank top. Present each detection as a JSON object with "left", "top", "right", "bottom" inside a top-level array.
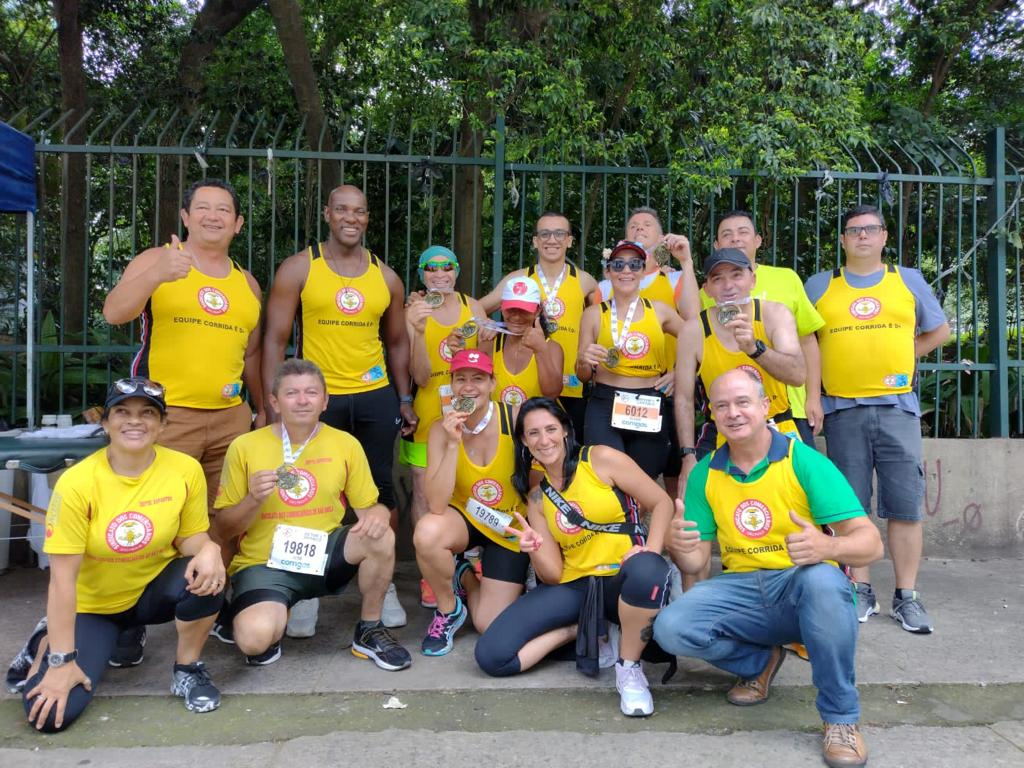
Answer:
[
  {"left": 411, "top": 294, "right": 476, "bottom": 444},
  {"left": 527, "top": 263, "right": 586, "bottom": 397},
  {"left": 640, "top": 272, "right": 680, "bottom": 371},
  {"left": 451, "top": 402, "right": 522, "bottom": 551},
  {"left": 541, "top": 446, "right": 642, "bottom": 582},
  {"left": 298, "top": 246, "right": 391, "bottom": 395},
  {"left": 705, "top": 439, "right": 837, "bottom": 573},
  {"left": 596, "top": 298, "right": 667, "bottom": 377},
  {"left": 493, "top": 333, "right": 540, "bottom": 408},
  {"left": 698, "top": 300, "right": 790, "bottom": 419},
  {"left": 815, "top": 266, "right": 917, "bottom": 398},
  {"left": 135, "top": 252, "right": 260, "bottom": 409}
]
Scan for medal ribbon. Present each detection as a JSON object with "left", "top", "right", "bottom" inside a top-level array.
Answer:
[
  {"left": 609, "top": 296, "right": 640, "bottom": 351},
  {"left": 281, "top": 423, "right": 321, "bottom": 466},
  {"left": 535, "top": 264, "right": 566, "bottom": 308},
  {"left": 464, "top": 401, "right": 495, "bottom": 435}
]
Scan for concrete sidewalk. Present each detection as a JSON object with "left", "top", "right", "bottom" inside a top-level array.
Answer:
[{"left": 1, "top": 556, "right": 1022, "bottom": 766}]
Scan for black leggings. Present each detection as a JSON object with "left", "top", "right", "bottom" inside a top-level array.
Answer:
[
  {"left": 584, "top": 384, "right": 671, "bottom": 479},
  {"left": 21, "top": 557, "right": 223, "bottom": 733},
  {"left": 474, "top": 551, "right": 669, "bottom": 677}
]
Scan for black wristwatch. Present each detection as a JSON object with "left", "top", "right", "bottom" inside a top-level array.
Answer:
[
  {"left": 748, "top": 340, "right": 767, "bottom": 359},
  {"left": 679, "top": 446, "right": 697, "bottom": 458},
  {"left": 47, "top": 649, "right": 78, "bottom": 668}
]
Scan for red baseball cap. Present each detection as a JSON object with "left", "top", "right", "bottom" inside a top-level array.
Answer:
[{"left": 450, "top": 349, "right": 494, "bottom": 374}]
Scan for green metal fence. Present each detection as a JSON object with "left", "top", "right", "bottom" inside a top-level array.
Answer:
[{"left": 1, "top": 107, "right": 1021, "bottom": 437}]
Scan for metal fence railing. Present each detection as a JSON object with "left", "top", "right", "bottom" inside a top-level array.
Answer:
[{"left": 1, "top": 108, "right": 1021, "bottom": 437}]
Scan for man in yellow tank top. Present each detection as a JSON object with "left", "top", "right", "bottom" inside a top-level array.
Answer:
[
  {"left": 656, "top": 369, "right": 882, "bottom": 768},
  {"left": 805, "top": 205, "right": 950, "bottom": 635},
  {"left": 479, "top": 212, "right": 597, "bottom": 440},
  {"left": 262, "top": 185, "right": 413, "bottom": 630}
]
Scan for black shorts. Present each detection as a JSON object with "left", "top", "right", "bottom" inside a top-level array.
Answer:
[
  {"left": 584, "top": 383, "right": 671, "bottom": 479},
  {"left": 322, "top": 387, "right": 401, "bottom": 508},
  {"left": 662, "top": 395, "right": 682, "bottom": 476},
  {"left": 454, "top": 510, "right": 531, "bottom": 585},
  {"left": 558, "top": 395, "right": 588, "bottom": 445}
]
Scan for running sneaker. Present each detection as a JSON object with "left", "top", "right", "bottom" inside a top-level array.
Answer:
[
  {"left": 598, "top": 623, "right": 620, "bottom": 670},
  {"left": 421, "top": 598, "right": 468, "bottom": 656},
  {"left": 6, "top": 617, "right": 47, "bottom": 693},
  {"left": 209, "top": 620, "right": 235, "bottom": 645},
  {"left": 891, "top": 590, "right": 934, "bottom": 634},
  {"left": 381, "top": 583, "right": 408, "bottom": 628},
  {"left": 452, "top": 556, "right": 474, "bottom": 602},
  {"left": 170, "top": 661, "right": 221, "bottom": 713},
  {"left": 853, "top": 582, "right": 879, "bottom": 623},
  {"left": 244, "top": 640, "right": 282, "bottom": 666},
  {"left": 108, "top": 625, "right": 146, "bottom": 668},
  {"left": 420, "top": 579, "right": 438, "bottom": 609},
  {"left": 351, "top": 622, "right": 412, "bottom": 671},
  {"left": 615, "top": 660, "right": 653, "bottom": 717},
  {"left": 286, "top": 598, "right": 319, "bottom": 638}
]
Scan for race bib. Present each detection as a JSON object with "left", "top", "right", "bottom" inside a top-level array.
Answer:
[
  {"left": 267, "top": 524, "right": 329, "bottom": 576},
  {"left": 439, "top": 383, "right": 455, "bottom": 415},
  {"left": 610, "top": 391, "right": 662, "bottom": 433},
  {"left": 465, "top": 498, "right": 513, "bottom": 534}
]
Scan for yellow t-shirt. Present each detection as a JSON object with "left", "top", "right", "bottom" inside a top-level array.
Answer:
[
  {"left": 298, "top": 246, "right": 391, "bottom": 395},
  {"left": 136, "top": 252, "right": 260, "bottom": 408},
  {"left": 596, "top": 298, "right": 667, "bottom": 377},
  {"left": 540, "top": 446, "right": 641, "bottom": 582},
  {"left": 527, "top": 263, "right": 587, "bottom": 397},
  {"left": 411, "top": 293, "right": 477, "bottom": 444},
  {"left": 493, "top": 333, "right": 541, "bottom": 408},
  {"left": 44, "top": 446, "right": 209, "bottom": 614},
  {"left": 215, "top": 424, "right": 379, "bottom": 574}
]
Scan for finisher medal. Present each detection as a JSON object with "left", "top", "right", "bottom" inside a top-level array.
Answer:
[
  {"left": 717, "top": 302, "right": 741, "bottom": 325},
  {"left": 456, "top": 320, "right": 479, "bottom": 338},
  {"left": 424, "top": 290, "right": 445, "bottom": 307},
  {"left": 453, "top": 396, "right": 477, "bottom": 414},
  {"left": 653, "top": 242, "right": 671, "bottom": 267},
  {"left": 543, "top": 318, "right": 559, "bottom": 335},
  {"left": 276, "top": 464, "right": 300, "bottom": 490},
  {"left": 604, "top": 347, "right": 621, "bottom": 368}
]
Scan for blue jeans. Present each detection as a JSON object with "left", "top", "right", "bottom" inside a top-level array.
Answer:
[{"left": 653, "top": 563, "right": 860, "bottom": 723}]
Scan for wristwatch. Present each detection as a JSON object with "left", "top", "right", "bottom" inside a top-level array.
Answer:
[
  {"left": 47, "top": 649, "right": 78, "bottom": 668},
  {"left": 748, "top": 340, "right": 767, "bottom": 359},
  {"left": 679, "top": 446, "right": 697, "bottom": 457},
  {"left": 399, "top": 395, "right": 414, "bottom": 404}
]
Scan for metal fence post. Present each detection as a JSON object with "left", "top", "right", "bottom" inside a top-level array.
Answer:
[
  {"left": 491, "top": 113, "right": 505, "bottom": 289},
  {"left": 986, "top": 127, "right": 1008, "bottom": 437}
]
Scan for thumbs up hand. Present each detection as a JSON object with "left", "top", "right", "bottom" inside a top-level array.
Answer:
[{"left": 785, "top": 509, "right": 832, "bottom": 566}]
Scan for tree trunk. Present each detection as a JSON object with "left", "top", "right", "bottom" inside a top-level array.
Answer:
[
  {"left": 52, "top": 0, "right": 86, "bottom": 342},
  {"left": 454, "top": 119, "right": 486, "bottom": 294}
]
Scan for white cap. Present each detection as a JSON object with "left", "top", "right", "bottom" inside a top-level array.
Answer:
[{"left": 501, "top": 276, "right": 542, "bottom": 312}]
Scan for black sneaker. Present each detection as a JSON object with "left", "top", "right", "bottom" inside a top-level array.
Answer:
[
  {"left": 421, "top": 598, "right": 467, "bottom": 657},
  {"left": 108, "top": 625, "right": 146, "bottom": 668},
  {"left": 209, "top": 620, "right": 235, "bottom": 645},
  {"left": 244, "top": 640, "right": 282, "bottom": 666},
  {"left": 6, "top": 617, "right": 47, "bottom": 693},
  {"left": 170, "top": 661, "right": 221, "bottom": 713},
  {"left": 351, "top": 622, "right": 412, "bottom": 671}
]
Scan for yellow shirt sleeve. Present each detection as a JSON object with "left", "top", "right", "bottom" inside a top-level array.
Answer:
[
  {"left": 177, "top": 455, "right": 210, "bottom": 539},
  {"left": 342, "top": 435, "right": 380, "bottom": 509},
  {"left": 214, "top": 436, "right": 249, "bottom": 510},
  {"left": 43, "top": 474, "right": 90, "bottom": 555}
]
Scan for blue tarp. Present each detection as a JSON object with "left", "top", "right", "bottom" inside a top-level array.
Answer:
[{"left": 0, "top": 121, "right": 36, "bottom": 213}]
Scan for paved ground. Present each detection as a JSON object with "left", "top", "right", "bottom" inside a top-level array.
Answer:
[{"left": 1, "top": 556, "right": 1022, "bottom": 766}]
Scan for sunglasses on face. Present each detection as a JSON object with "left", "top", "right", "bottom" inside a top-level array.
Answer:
[
  {"left": 113, "top": 378, "right": 165, "bottom": 398},
  {"left": 843, "top": 224, "right": 885, "bottom": 237},
  {"left": 423, "top": 262, "right": 456, "bottom": 272},
  {"left": 607, "top": 257, "right": 646, "bottom": 273}
]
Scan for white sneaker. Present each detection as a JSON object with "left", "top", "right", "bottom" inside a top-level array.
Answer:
[
  {"left": 598, "top": 623, "right": 620, "bottom": 669},
  {"left": 286, "top": 598, "right": 319, "bottom": 638},
  {"left": 381, "top": 583, "right": 407, "bottom": 628},
  {"left": 615, "top": 660, "right": 653, "bottom": 717}
]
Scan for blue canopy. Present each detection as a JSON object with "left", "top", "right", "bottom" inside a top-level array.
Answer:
[{"left": 0, "top": 121, "right": 36, "bottom": 213}]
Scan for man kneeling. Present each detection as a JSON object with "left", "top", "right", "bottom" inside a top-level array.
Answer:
[
  {"left": 654, "top": 369, "right": 882, "bottom": 768},
  {"left": 213, "top": 359, "right": 411, "bottom": 670}
]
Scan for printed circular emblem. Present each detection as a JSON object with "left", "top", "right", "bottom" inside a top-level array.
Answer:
[
  {"left": 621, "top": 332, "right": 651, "bottom": 360},
  {"left": 335, "top": 287, "right": 365, "bottom": 315},
  {"left": 472, "top": 478, "right": 504, "bottom": 505},
  {"left": 544, "top": 297, "right": 565, "bottom": 319},
  {"left": 277, "top": 468, "right": 317, "bottom": 506},
  {"left": 737, "top": 364, "right": 763, "bottom": 382},
  {"left": 733, "top": 499, "right": 773, "bottom": 540},
  {"left": 849, "top": 296, "right": 881, "bottom": 320},
  {"left": 512, "top": 280, "right": 528, "bottom": 296},
  {"left": 439, "top": 338, "right": 454, "bottom": 363},
  {"left": 197, "top": 286, "right": 229, "bottom": 316},
  {"left": 500, "top": 385, "right": 526, "bottom": 407},
  {"left": 555, "top": 501, "right": 584, "bottom": 535},
  {"left": 105, "top": 512, "right": 155, "bottom": 553}
]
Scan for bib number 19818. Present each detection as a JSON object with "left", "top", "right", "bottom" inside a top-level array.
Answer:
[{"left": 267, "top": 524, "right": 329, "bottom": 576}]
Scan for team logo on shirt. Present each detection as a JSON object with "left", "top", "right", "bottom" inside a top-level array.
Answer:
[
  {"left": 554, "top": 501, "right": 584, "bottom": 535},
  {"left": 336, "top": 287, "right": 365, "bottom": 315},
  {"left": 472, "top": 478, "right": 504, "bottom": 506},
  {"left": 106, "top": 511, "right": 155, "bottom": 553},
  {"left": 439, "top": 338, "right": 454, "bottom": 363},
  {"left": 733, "top": 499, "right": 772, "bottom": 539},
  {"left": 500, "top": 385, "right": 526, "bottom": 407},
  {"left": 544, "top": 297, "right": 564, "bottom": 319},
  {"left": 621, "top": 332, "right": 651, "bottom": 359},
  {"left": 278, "top": 468, "right": 317, "bottom": 505},
  {"left": 197, "top": 286, "right": 229, "bottom": 316},
  {"left": 849, "top": 296, "right": 881, "bottom": 320}
]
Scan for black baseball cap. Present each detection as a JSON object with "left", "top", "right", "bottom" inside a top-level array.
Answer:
[
  {"left": 104, "top": 377, "right": 167, "bottom": 415},
  {"left": 703, "top": 247, "right": 752, "bottom": 277}
]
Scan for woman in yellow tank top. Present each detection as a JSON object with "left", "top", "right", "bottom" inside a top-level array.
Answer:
[
  {"left": 484, "top": 276, "right": 563, "bottom": 408},
  {"left": 401, "top": 246, "right": 486, "bottom": 609},
  {"left": 415, "top": 350, "right": 530, "bottom": 657},
  {"left": 575, "top": 241, "right": 685, "bottom": 478},
  {"left": 474, "top": 397, "right": 674, "bottom": 718}
]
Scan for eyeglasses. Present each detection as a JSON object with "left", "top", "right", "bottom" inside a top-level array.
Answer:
[
  {"left": 843, "top": 224, "right": 885, "bottom": 237},
  {"left": 607, "top": 257, "right": 646, "bottom": 273},
  {"left": 535, "top": 229, "right": 571, "bottom": 241},
  {"left": 113, "top": 378, "right": 165, "bottom": 398},
  {"left": 423, "top": 263, "right": 456, "bottom": 272}
]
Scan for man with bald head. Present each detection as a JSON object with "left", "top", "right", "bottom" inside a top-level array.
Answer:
[
  {"left": 655, "top": 368, "right": 882, "bottom": 768},
  {"left": 263, "top": 185, "right": 414, "bottom": 631}
]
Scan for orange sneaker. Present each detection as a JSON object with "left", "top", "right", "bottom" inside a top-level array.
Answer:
[{"left": 419, "top": 579, "right": 438, "bottom": 609}]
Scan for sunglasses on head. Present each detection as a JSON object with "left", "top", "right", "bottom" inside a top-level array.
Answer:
[
  {"left": 113, "top": 378, "right": 165, "bottom": 398},
  {"left": 423, "top": 262, "right": 456, "bottom": 272},
  {"left": 607, "top": 257, "right": 646, "bottom": 273}
]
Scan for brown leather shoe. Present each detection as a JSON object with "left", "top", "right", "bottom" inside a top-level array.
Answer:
[
  {"left": 725, "top": 645, "right": 785, "bottom": 706},
  {"left": 822, "top": 722, "right": 867, "bottom": 767}
]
